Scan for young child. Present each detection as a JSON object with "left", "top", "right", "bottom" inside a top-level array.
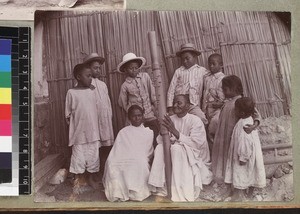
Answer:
[
  {"left": 103, "top": 105, "right": 154, "bottom": 202},
  {"left": 118, "top": 52, "right": 159, "bottom": 142},
  {"left": 211, "top": 75, "right": 260, "bottom": 189},
  {"left": 202, "top": 53, "right": 226, "bottom": 143},
  {"left": 65, "top": 63, "right": 100, "bottom": 190},
  {"left": 83, "top": 53, "right": 114, "bottom": 177},
  {"left": 167, "top": 43, "right": 208, "bottom": 113},
  {"left": 224, "top": 97, "right": 266, "bottom": 201}
]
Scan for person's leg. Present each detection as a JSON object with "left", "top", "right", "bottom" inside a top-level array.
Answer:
[
  {"left": 144, "top": 119, "right": 160, "bottom": 148},
  {"left": 99, "top": 145, "right": 112, "bottom": 180},
  {"left": 86, "top": 141, "right": 101, "bottom": 189},
  {"left": 230, "top": 188, "right": 247, "bottom": 201},
  {"left": 87, "top": 172, "right": 100, "bottom": 189},
  {"left": 148, "top": 144, "right": 167, "bottom": 197},
  {"left": 170, "top": 144, "right": 196, "bottom": 201}
]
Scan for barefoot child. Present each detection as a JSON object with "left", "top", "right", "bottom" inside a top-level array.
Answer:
[
  {"left": 224, "top": 97, "right": 266, "bottom": 201},
  {"left": 103, "top": 105, "right": 154, "bottom": 202},
  {"left": 202, "top": 53, "right": 225, "bottom": 143},
  {"left": 65, "top": 63, "right": 100, "bottom": 190},
  {"left": 211, "top": 75, "right": 261, "bottom": 191},
  {"left": 167, "top": 43, "right": 208, "bottom": 113},
  {"left": 83, "top": 53, "right": 114, "bottom": 179}
]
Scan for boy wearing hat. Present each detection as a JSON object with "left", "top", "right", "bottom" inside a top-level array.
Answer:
[
  {"left": 118, "top": 53, "right": 158, "bottom": 141},
  {"left": 83, "top": 53, "right": 114, "bottom": 180},
  {"left": 167, "top": 43, "right": 208, "bottom": 113}
]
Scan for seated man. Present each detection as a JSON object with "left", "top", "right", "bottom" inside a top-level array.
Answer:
[{"left": 148, "top": 94, "right": 213, "bottom": 202}]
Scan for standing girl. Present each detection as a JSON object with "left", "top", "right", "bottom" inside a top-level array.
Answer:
[
  {"left": 211, "top": 75, "right": 260, "bottom": 188},
  {"left": 224, "top": 97, "right": 266, "bottom": 201}
]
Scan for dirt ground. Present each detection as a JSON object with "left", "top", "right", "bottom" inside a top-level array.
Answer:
[
  {"left": 0, "top": 0, "right": 124, "bottom": 20},
  {"left": 35, "top": 115, "right": 293, "bottom": 203}
]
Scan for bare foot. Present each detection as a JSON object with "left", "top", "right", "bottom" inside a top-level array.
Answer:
[
  {"left": 219, "top": 183, "right": 232, "bottom": 201},
  {"left": 230, "top": 189, "right": 247, "bottom": 202},
  {"left": 88, "top": 174, "right": 100, "bottom": 190},
  {"left": 154, "top": 195, "right": 172, "bottom": 203}
]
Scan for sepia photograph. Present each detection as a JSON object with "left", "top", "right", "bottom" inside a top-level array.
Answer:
[
  {"left": 33, "top": 10, "right": 292, "bottom": 203},
  {"left": 0, "top": 0, "right": 123, "bottom": 20}
]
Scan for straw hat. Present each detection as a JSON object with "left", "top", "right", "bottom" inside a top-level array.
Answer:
[
  {"left": 176, "top": 43, "right": 201, "bottom": 57},
  {"left": 117, "top": 53, "right": 146, "bottom": 73},
  {"left": 83, "top": 53, "right": 105, "bottom": 65}
]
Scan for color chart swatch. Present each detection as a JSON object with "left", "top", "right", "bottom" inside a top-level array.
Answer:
[{"left": 0, "top": 39, "right": 12, "bottom": 184}]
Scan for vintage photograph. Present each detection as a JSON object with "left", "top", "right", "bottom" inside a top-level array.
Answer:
[
  {"left": 33, "top": 10, "right": 292, "bottom": 203},
  {"left": 0, "top": 0, "right": 123, "bottom": 20}
]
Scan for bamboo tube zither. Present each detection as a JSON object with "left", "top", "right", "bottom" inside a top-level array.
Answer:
[{"left": 148, "top": 31, "right": 172, "bottom": 199}]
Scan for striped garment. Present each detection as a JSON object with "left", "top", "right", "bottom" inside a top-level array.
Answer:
[
  {"left": 167, "top": 64, "right": 208, "bottom": 107},
  {"left": 118, "top": 72, "right": 156, "bottom": 120}
]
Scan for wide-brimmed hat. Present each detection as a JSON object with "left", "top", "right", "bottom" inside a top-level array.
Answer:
[
  {"left": 83, "top": 53, "right": 105, "bottom": 65},
  {"left": 117, "top": 53, "right": 146, "bottom": 73},
  {"left": 176, "top": 43, "right": 201, "bottom": 57}
]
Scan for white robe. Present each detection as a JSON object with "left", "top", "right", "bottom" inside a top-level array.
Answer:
[
  {"left": 103, "top": 125, "right": 154, "bottom": 202},
  {"left": 148, "top": 113, "right": 212, "bottom": 202},
  {"left": 224, "top": 117, "right": 266, "bottom": 189}
]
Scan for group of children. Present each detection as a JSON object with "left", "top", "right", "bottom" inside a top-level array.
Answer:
[{"left": 65, "top": 42, "right": 266, "bottom": 202}]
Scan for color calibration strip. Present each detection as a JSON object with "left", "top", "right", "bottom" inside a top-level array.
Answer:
[
  {"left": 0, "top": 26, "right": 31, "bottom": 195},
  {"left": 0, "top": 39, "right": 13, "bottom": 194}
]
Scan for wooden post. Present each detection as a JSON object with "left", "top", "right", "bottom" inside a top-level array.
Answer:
[{"left": 148, "top": 31, "right": 172, "bottom": 199}]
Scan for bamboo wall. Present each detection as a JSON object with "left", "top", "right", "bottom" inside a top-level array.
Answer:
[{"left": 41, "top": 11, "right": 291, "bottom": 154}]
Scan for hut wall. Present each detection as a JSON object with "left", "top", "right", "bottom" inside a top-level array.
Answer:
[{"left": 41, "top": 11, "right": 291, "bottom": 155}]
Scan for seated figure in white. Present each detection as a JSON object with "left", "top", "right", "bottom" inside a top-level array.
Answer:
[
  {"left": 149, "top": 94, "right": 213, "bottom": 202},
  {"left": 103, "top": 105, "right": 154, "bottom": 202}
]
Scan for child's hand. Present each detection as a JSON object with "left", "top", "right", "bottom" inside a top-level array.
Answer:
[
  {"left": 239, "top": 160, "right": 247, "bottom": 165},
  {"left": 243, "top": 124, "right": 255, "bottom": 134},
  {"left": 243, "top": 120, "right": 259, "bottom": 134}
]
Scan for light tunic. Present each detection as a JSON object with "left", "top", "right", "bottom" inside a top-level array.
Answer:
[
  {"left": 65, "top": 88, "right": 100, "bottom": 146},
  {"left": 103, "top": 125, "right": 154, "bottom": 202},
  {"left": 118, "top": 72, "right": 156, "bottom": 120},
  {"left": 167, "top": 64, "right": 208, "bottom": 107},
  {"left": 224, "top": 117, "right": 266, "bottom": 189},
  {"left": 212, "top": 95, "right": 261, "bottom": 183},
  {"left": 92, "top": 78, "right": 114, "bottom": 146},
  {"left": 148, "top": 113, "right": 212, "bottom": 202}
]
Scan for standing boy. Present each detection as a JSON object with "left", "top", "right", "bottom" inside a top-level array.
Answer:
[
  {"left": 202, "top": 53, "right": 225, "bottom": 142},
  {"left": 65, "top": 63, "right": 100, "bottom": 190},
  {"left": 167, "top": 43, "right": 208, "bottom": 113},
  {"left": 117, "top": 52, "right": 158, "bottom": 137},
  {"left": 83, "top": 53, "right": 114, "bottom": 178}
]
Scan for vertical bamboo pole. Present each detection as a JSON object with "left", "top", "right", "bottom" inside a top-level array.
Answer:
[{"left": 148, "top": 31, "right": 172, "bottom": 199}]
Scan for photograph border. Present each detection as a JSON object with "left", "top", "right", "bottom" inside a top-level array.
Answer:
[{"left": 0, "top": 0, "right": 299, "bottom": 210}]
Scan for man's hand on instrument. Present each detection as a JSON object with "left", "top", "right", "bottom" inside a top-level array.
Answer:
[{"left": 162, "top": 114, "right": 180, "bottom": 139}]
